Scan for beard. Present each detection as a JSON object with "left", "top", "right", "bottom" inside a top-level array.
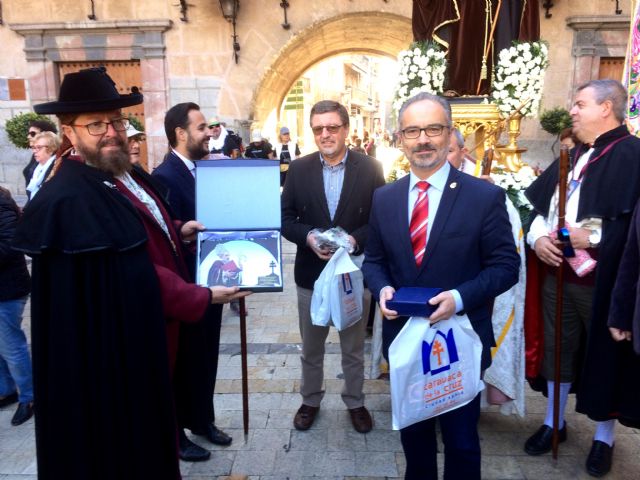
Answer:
[
  {"left": 76, "top": 135, "right": 131, "bottom": 176},
  {"left": 186, "top": 133, "right": 209, "bottom": 160},
  {"left": 408, "top": 143, "right": 448, "bottom": 170}
]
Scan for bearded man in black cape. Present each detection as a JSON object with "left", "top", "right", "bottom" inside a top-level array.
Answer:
[
  {"left": 11, "top": 68, "right": 246, "bottom": 479},
  {"left": 524, "top": 79, "right": 640, "bottom": 478}
]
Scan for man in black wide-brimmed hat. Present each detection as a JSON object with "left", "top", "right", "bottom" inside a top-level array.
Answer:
[{"left": 12, "top": 67, "right": 248, "bottom": 480}]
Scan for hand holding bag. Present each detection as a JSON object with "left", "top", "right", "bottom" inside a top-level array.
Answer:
[{"left": 389, "top": 314, "right": 484, "bottom": 430}]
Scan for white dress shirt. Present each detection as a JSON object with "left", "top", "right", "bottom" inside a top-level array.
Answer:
[{"left": 527, "top": 147, "right": 602, "bottom": 248}]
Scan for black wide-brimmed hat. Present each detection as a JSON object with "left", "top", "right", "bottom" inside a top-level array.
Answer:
[{"left": 34, "top": 67, "right": 143, "bottom": 114}]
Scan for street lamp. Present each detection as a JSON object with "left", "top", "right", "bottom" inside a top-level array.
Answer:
[{"left": 219, "top": 0, "right": 240, "bottom": 64}]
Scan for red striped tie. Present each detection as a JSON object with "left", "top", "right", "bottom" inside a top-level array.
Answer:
[{"left": 410, "top": 181, "right": 430, "bottom": 267}]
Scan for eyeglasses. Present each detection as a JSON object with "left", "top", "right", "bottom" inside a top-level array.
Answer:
[
  {"left": 27, "top": 131, "right": 38, "bottom": 138},
  {"left": 401, "top": 124, "right": 449, "bottom": 139},
  {"left": 31, "top": 145, "right": 49, "bottom": 151},
  {"left": 311, "top": 124, "right": 344, "bottom": 136},
  {"left": 71, "top": 118, "right": 129, "bottom": 136}
]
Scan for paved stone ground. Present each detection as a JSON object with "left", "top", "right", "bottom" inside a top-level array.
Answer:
[{"left": 1, "top": 239, "right": 639, "bottom": 479}]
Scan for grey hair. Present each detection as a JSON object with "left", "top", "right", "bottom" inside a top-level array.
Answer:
[
  {"left": 577, "top": 79, "right": 627, "bottom": 123},
  {"left": 397, "top": 92, "right": 452, "bottom": 129},
  {"left": 451, "top": 128, "right": 464, "bottom": 148}
]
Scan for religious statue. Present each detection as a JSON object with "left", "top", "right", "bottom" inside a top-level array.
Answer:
[{"left": 412, "top": 0, "right": 540, "bottom": 96}]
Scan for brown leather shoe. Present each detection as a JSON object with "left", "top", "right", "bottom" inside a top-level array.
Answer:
[
  {"left": 293, "top": 404, "right": 319, "bottom": 430},
  {"left": 349, "top": 406, "right": 373, "bottom": 433}
]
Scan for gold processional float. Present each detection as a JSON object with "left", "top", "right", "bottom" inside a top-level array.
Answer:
[{"left": 391, "top": 99, "right": 530, "bottom": 175}]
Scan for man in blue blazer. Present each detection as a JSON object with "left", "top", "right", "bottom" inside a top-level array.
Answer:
[
  {"left": 153, "top": 102, "right": 233, "bottom": 461},
  {"left": 362, "top": 93, "right": 519, "bottom": 479}
]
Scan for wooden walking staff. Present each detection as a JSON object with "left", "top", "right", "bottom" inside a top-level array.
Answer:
[
  {"left": 239, "top": 297, "right": 250, "bottom": 436},
  {"left": 552, "top": 145, "right": 571, "bottom": 459}
]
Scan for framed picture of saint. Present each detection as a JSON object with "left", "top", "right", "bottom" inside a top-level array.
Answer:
[{"left": 197, "top": 230, "right": 283, "bottom": 292}]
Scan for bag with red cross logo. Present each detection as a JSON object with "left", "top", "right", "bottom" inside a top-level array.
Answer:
[{"left": 389, "top": 315, "right": 484, "bottom": 429}]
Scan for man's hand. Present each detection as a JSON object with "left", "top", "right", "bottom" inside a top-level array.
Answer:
[
  {"left": 427, "top": 291, "right": 456, "bottom": 324},
  {"left": 565, "top": 226, "right": 591, "bottom": 250},
  {"left": 307, "top": 231, "right": 334, "bottom": 260},
  {"left": 609, "top": 327, "right": 632, "bottom": 342},
  {"left": 347, "top": 235, "right": 358, "bottom": 254},
  {"left": 534, "top": 236, "right": 563, "bottom": 267},
  {"left": 209, "top": 286, "right": 251, "bottom": 304},
  {"left": 181, "top": 221, "right": 205, "bottom": 243},
  {"left": 379, "top": 286, "right": 399, "bottom": 320}
]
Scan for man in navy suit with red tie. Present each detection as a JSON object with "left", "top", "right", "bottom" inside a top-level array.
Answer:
[{"left": 362, "top": 92, "right": 519, "bottom": 479}]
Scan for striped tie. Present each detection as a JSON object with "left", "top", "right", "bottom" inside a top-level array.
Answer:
[{"left": 410, "top": 181, "right": 430, "bottom": 267}]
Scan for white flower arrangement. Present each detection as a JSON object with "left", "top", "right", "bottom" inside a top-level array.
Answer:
[
  {"left": 393, "top": 41, "right": 447, "bottom": 113},
  {"left": 490, "top": 41, "right": 549, "bottom": 118},
  {"left": 492, "top": 165, "right": 537, "bottom": 226}
]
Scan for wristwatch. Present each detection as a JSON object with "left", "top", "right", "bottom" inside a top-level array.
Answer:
[{"left": 588, "top": 229, "right": 601, "bottom": 248}]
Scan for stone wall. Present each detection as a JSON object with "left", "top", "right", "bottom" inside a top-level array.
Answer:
[{"left": 0, "top": 0, "right": 634, "bottom": 191}]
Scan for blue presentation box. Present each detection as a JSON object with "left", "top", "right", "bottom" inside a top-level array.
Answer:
[{"left": 386, "top": 287, "right": 443, "bottom": 317}]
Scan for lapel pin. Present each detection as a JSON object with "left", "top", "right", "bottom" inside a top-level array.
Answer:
[
  {"left": 449, "top": 182, "right": 457, "bottom": 189},
  {"left": 103, "top": 181, "right": 117, "bottom": 189}
]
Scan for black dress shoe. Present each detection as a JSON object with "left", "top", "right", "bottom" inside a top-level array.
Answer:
[
  {"left": 0, "top": 392, "right": 18, "bottom": 408},
  {"left": 586, "top": 440, "right": 614, "bottom": 477},
  {"left": 11, "top": 402, "right": 34, "bottom": 426},
  {"left": 179, "top": 431, "right": 211, "bottom": 462},
  {"left": 192, "top": 424, "right": 232, "bottom": 446},
  {"left": 524, "top": 423, "right": 567, "bottom": 455}
]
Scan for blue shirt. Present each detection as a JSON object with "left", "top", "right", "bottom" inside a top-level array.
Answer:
[{"left": 320, "top": 150, "right": 348, "bottom": 220}]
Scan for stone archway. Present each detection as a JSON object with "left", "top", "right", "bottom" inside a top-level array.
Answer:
[{"left": 250, "top": 11, "right": 413, "bottom": 127}]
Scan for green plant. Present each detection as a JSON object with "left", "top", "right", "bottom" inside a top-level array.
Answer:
[
  {"left": 127, "top": 115, "right": 144, "bottom": 132},
  {"left": 4, "top": 112, "right": 56, "bottom": 149},
  {"left": 539, "top": 107, "right": 572, "bottom": 135}
]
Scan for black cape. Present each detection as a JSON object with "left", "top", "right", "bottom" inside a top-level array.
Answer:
[
  {"left": 525, "top": 125, "right": 640, "bottom": 427},
  {"left": 12, "top": 159, "right": 180, "bottom": 479}
]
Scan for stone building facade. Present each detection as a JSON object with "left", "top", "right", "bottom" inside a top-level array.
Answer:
[{"left": 0, "top": 0, "right": 633, "bottom": 194}]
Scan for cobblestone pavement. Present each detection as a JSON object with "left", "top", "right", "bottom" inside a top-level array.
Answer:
[{"left": 1, "top": 240, "right": 639, "bottom": 479}]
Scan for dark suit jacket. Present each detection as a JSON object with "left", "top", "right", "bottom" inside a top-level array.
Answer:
[
  {"left": 152, "top": 151, "right": 195, "bottom": 222},
  {"left": 281, "top": 150, "right": 385, "bottom": 290},
  {"left": 609, "top": 200, "right": 640, "bottom": 355},
  {"left": 362, "top": 167, "right": 520, "bottom": 370}
]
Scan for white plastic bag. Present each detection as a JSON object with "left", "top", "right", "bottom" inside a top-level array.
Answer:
[
  {"left": 310, "top": 247, "right": 363, "bottom": 331},
  {"left": 389, "top": 314, "right": 484, "bottom": 430}
]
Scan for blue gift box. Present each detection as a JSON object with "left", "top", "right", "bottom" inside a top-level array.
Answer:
[{"left": 386, "top": 287, "right": 443, "bottom": 317}]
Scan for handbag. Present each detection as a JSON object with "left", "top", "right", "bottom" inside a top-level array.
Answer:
[{"left": 389, "top": 314, "right": 484, "bottom": 429}]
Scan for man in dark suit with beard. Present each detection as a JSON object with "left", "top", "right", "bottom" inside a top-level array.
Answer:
[
  {"left": 282, "top": 100, "right": 385, "bottom": 434},
  {"left": 153, "top": 102, "right": 234, "bottom": 461}
]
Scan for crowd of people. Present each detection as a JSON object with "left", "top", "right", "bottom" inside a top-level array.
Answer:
[{"left": 1, "top": 67, "right": 640, "bottom": 480}]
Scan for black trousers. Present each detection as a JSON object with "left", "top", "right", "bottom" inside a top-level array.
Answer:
[{"left": 174, "top": 304, "right": 223, "bottom": 431}]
